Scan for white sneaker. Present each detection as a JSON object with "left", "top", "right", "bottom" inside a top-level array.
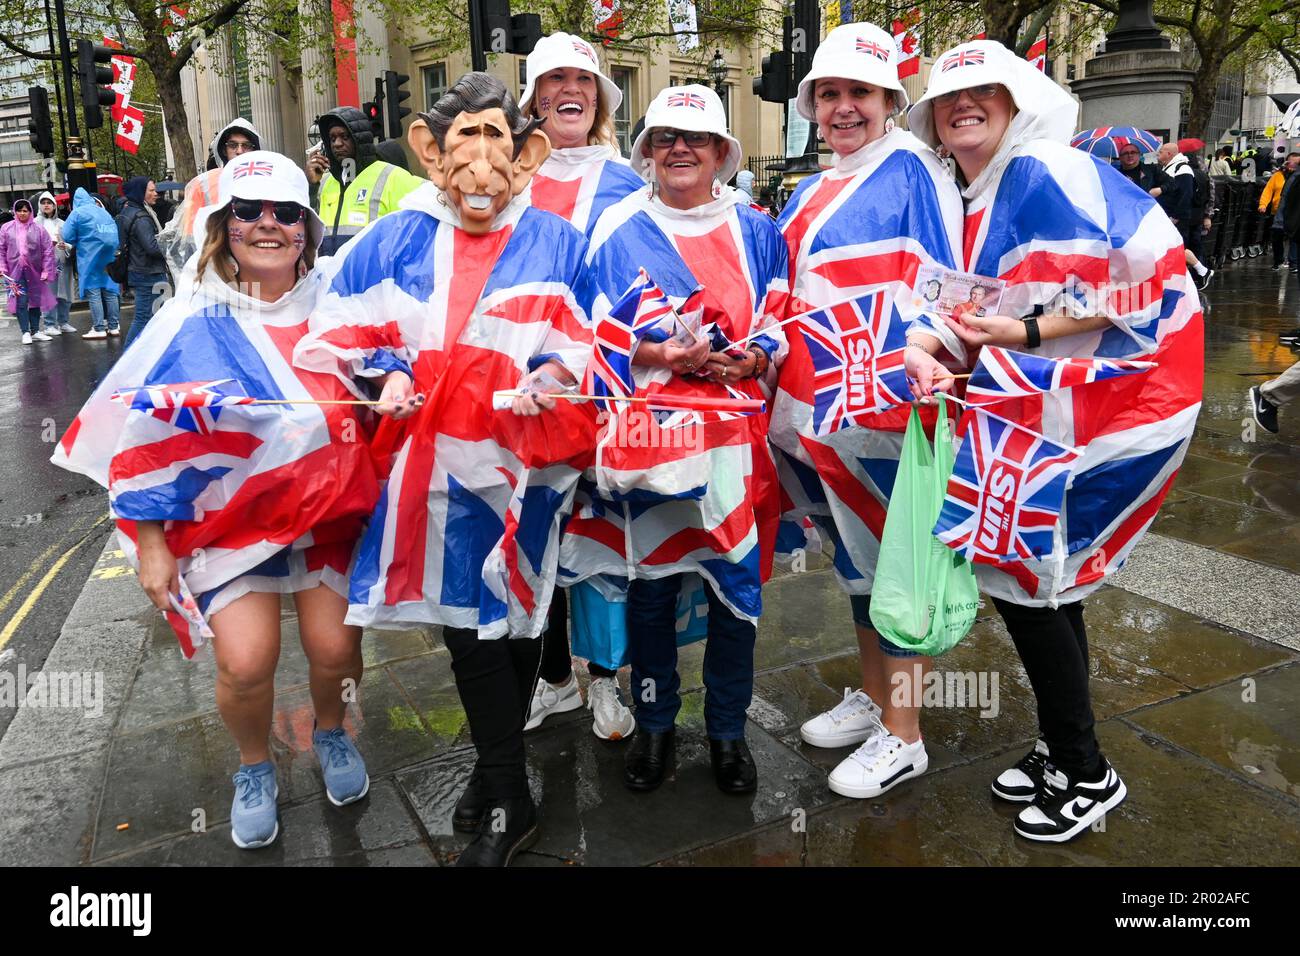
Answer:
[
  {"left": 32, "top": 331, "right": 52, "bottom": 342},
  {"left": 82, "top": 329, "right": 107, "bottom": 339},
  {"left": 107, "top": 327, "right": 121, "bottom": 336},
  {"left": 60, "top": 322, "right": 77, "bottom": 333},
  {"left": 799, "top": 688, "right": 883, "bottom": 748},
  {"left": 21, "top": 332, "right": 32, "bottom": 345},
  {"left": 587, "top": 676, "right": 635, "bottom": 741},
  {"left": 828, "top": 719, "right": 929, "bottom": 799},
  {"left": 524, "top": 676, "right": 583, "bottom": 731},
  {"left": 44, "top": 327, "right": 61, "bottom": 336}
]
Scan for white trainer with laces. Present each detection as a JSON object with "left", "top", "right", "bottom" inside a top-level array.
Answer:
[
  {"left": 44, "top": 326, "right": 61, "bottom": 336},
  {"left": 587, "top": 676, "right": 635, "bottom": 740},
  {"left": 524, "top": 676, "right": 583, "bottom": 731},
  {"left": 32, "top": 331, "right": 51, "bottom": 342},
  {"left": 800, "top": 687, "right": 883, "bottom": 748},
  {"left": 827, "top": 716, "right": 929, "bottom": 799},
  {"left": 60, "top": 322, "right": 77, "bottom": 333},
  {"left": 21, "top": 332, "right": 33, "bottom": 345}
]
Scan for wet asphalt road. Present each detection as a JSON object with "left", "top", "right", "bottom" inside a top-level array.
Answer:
[{"left": 0, "top": 302, "right": 134, "bottom": 738}]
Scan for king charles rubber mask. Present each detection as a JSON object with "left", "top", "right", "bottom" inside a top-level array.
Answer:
[{"left": 408, "top": 73, "right": 550, "bottom": 234}]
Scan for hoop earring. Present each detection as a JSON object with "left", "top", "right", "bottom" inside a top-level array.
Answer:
[{"left": 711, "top": 177, "right": 723, "bottom": 200}]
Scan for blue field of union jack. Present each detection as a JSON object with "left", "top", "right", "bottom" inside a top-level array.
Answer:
[
  {"left": 856, "top": 38, "right": 891, "bottom": 60},
  {"left": 933, "top": 406, "right": 1079, "bottom": 564},
  {"left": 667, "top": 92, "right": 707, "bottom": 110},
  {"left": 965, "top": 345, "right": 1156, "bottom": 406},
  {"left": 793, "top": 289, "right": 912, "bottom": 436},
  {"left": 941, "top": 50, "right": 985, "bottom": 71},
  {"left": 586, "top": 268, "right": 683, "bottom": 410}
]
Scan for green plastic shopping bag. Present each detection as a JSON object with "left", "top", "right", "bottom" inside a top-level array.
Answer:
[{"left": 868, "top": 396, "right": 980, "bottom": 656}]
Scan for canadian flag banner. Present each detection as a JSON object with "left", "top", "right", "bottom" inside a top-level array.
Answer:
[
  {"left": 1026, "top": 35, "right": 1047, "bottom": 72},
  {"left": 115, "top": 104, "right": 146, "bottom": 154},
  {"left": 892, "top": 9, "right": 922, "bottom": 79},
  {"left": 592, "top": 0, "right": 623, "bottom": 43},
  {"left": 104, "top": 37, "right": 136, "bottom": 123},
  {"left": 166, "top": 5, "right": 188, "bottom": 54}
]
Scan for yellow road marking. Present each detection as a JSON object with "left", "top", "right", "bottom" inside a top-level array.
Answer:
[{"left": 0, "top": 514, "right": 111, "bottom": 652}]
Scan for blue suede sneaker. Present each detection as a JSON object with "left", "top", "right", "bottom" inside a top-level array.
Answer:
[
  {"left": 312, "top": 724, "right": 370, "bottom": 806},
  {"left": 230, "top": 760, "right": 279, "bottom": 849}
]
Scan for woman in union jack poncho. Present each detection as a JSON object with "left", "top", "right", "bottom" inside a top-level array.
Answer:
[
  {"left": 517, "top": 31, "right": 645, "bottom": 744},
  {"left": 907, "top": 40, "right": 1203, "bottom": 842},
  {"left": 561, "top": 84, "right": 789, "bottom": 795},
  {"left": 768, "top": 23, "right": 967, "bottom": 805},
  {"left": 52, "top": 152, "right": 387, "bottom": 851}
]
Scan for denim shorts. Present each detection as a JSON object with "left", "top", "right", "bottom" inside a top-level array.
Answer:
[{"left": 848, "top": 593, "right": 920, "bottom": 658}]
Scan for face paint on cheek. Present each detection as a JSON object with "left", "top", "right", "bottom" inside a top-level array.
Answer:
[
  {"left": 539, "top": 96, "right": 551, "bottom": 112},
  {"left": 229, "top": 228, "right": 244, "bottom": 244},
  {"left": 292, "top": 232, "right": 306, "bottom": 250}
]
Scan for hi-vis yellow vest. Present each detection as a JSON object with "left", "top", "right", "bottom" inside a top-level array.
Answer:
[{"left": 318, "top": 161, "right": 422, "bottom": 252}]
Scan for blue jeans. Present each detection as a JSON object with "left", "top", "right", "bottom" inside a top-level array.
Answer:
[
  {"left": 42, "top": 298, "right": 71, "bottom": 330},
  {"left": 13, "top": 281, "right": 42, "bottom": 334},
  {"left": 627, "top": 574, "right": 756, "bottom": 739},
  {"left": 124, "top": 272, "right": 169, "bottom": 348},
  {"left": 86, "top": 287, "right": 121, "bottom": 332}
]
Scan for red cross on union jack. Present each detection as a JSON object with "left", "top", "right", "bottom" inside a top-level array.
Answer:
[
  {"left": 856, "top": 38, "right": 890, "bottom": 61},
  {"left": 233, "top": 160, "right": 274, "bottom": 179},
  {"left": 573, "top": 40, "right": 597, "bottom": 62},
  {"left": 941, "top": 50, "right": 985, "bottom": 71},
  {"left": 667, "top": 92, "right": 707, "bottom": 110}
]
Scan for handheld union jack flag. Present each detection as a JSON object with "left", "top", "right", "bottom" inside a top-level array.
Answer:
[
  {"left": 2, "top": 272, "right": 21, "bottom": 300},
  {"left": 965, "top": 346, "right": 1156, "bottom": 406},
  {"left": 856, "top": 38, "right": 891, "bottom": 61},
  {"left": 933, "top": 406, "right": 1079, "bottom": 564},
  {"left": 941, "top": 49, "right": 985, "bottom": 71},
  {"left": 585, "top": 268, "right": 684, "bottom": 410},
  {"left": 667, "top": 91, "right": 707, "bottom": 110},
  {"left": 233, "top": 160, "right": 274, "bottom": 179},
  {"left": 792, "top": 290, "right": 913, "bottom": 436},
  {"left": 110, "top": 379, "right": 253, "bottom": 435}
]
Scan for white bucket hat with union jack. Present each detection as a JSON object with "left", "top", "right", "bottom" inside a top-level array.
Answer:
[
  {"left": 193, "top": 150, "right": 325, "bottom": 250},
  {"left": 520, "top": 32, "right": 623, "bottom": 118},
  {"left": 631, "top": 84, "right": 743, "bottom": 184},
  {"left": 796, "top": 22, "right": 909, "bottom": 121},
  {"left": 907, "top": 40, "right": 1077, "bottom": 150}
]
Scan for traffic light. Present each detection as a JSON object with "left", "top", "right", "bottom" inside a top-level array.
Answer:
[
  {"left": 363, "top": 101, "right": 384, "bottom": 141},
  {"left": 510, "top": 13, "right": 542, "bottom": 55},
  {"left": 477, "top": 0, "right": 512, "bottom": 56},
  {"left": 27, "top": 86, "right": 54, "bottom": 155},
  {"left": 77, "top": 39, "right": 115, "bottom": 130},
  {"left": 753, "top": 51, "right": 792, "bottom": 104},
  {"left": 473, "top": 0, "right": 543, "bottom": 57},
  {"left": 384, "top": 70, "right": 412, "bottom": 139}
]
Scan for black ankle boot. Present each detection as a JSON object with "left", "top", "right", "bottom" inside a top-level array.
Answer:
[
  {"left": 710, "top": 737, "right": 757, "bottom": 794},
  {"left": 452, "top": 769, "right": 485, "bottom": 833},
  {"left": 454, "top": 795, "right": 539, "bottom": 867},
  {"left": 624, "top": 726, "right": 675, "bottom": 792}
]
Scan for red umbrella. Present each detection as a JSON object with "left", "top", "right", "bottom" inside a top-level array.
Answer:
[{"left": 1178, "top": 137, "right": 1206, "bottom": 154}]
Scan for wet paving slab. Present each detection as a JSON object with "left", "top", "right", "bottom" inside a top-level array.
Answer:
[
  {"left": 662, "top": 719, "right": 1300, "bottom": 866},
  {"left": 96, "top": 779, "right": 436, "bottom": 867},
  {"left": 396, "top": 701, "right": 836, "bottom": 867}
]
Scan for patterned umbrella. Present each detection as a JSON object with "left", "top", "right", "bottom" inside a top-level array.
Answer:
[{"left": 1069, "top": 126, "right": 1162, "bottom": 159}]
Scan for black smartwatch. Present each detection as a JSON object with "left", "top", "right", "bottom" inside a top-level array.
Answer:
[{"left": 1023, "top": 317, "right": 1041, "bottom": 349}]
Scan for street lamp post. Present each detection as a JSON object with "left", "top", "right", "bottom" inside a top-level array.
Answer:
[{"left": 709, "top": 48, "right": 727, "bottom": 95}]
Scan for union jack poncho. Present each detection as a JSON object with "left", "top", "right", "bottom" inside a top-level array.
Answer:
[
  {"left": 50, "top": 267, "right": 380, "bottom": 642},
  {"left": 531, "top": 145, "right": 643, "bottom": 238},
  {"left": 769, "top": 128, "right": 965, "bottom": 594},
  {"left": 955, "top": 140, "right": 1203, "bottom": 606},
  {"left": 294, "top": 183, "right": 595, "bottom": 638},
  {"left": 558, "top": 187, "right": 790, "bottom": 622}
]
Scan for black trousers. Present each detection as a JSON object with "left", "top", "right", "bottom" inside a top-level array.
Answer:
[
  {"left": 441, "top": 626, "right": 543, "bottom": 802},
  {"left": 538, "top": 588, "right": 617, "bottom": 683},
  {"left": 991, "top": 597, "right": 1104, "bottom": 780}
]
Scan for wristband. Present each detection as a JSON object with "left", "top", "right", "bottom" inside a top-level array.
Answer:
[{"left": 1023, "top": 317, "right": 1041, "bottom": 349}]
